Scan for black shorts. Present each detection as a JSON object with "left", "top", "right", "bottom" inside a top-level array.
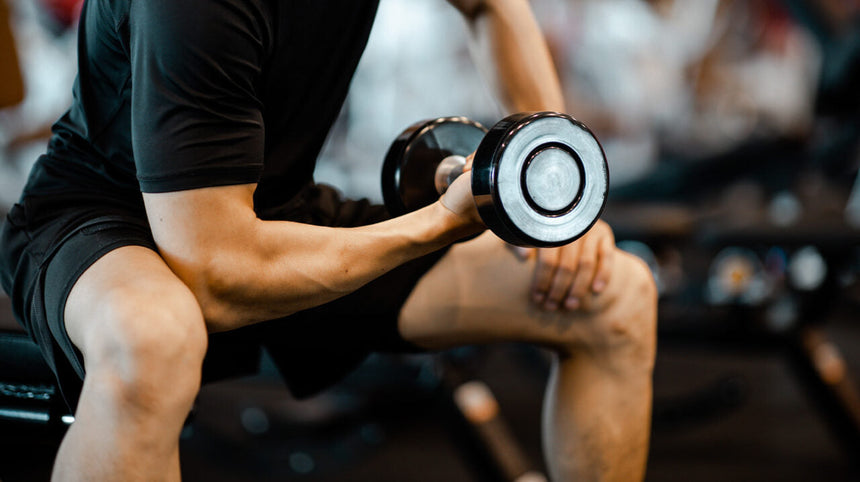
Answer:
[{"left": 0, "top": 184, "right": 445, "bottom": 410}]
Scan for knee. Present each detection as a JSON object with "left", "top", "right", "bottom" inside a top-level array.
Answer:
[
  {"left": 613, "top": 249, "right": 659, "bottom": 318},
  {"left": 568, "top": 250, "right": 658, "bottom": 370},
  {"left": 81, "top": 285, "right": 208, "bottom": 410},
  {"left": 617, "top": 251, "right": 658, "bottom": 354}
]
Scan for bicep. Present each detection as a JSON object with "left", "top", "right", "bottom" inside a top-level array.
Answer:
[{"left": 143, "top": 184, "right": 259, "bottom": 279}]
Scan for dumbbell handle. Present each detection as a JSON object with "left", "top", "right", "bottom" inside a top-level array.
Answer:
[{"left": 434, "top": 155, "right": 468, "bottom": 195}]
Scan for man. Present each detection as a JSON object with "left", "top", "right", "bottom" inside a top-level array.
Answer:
[{"left": 0, "top": 0, "right": 657, "bottom": 480}]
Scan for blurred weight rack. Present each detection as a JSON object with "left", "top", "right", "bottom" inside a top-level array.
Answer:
[{"left": 606, "top": 171, "right": 860, "bottom": 460}]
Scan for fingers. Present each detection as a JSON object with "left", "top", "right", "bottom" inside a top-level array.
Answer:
[
  {"left": 531, "top": 247, "right": 560, "bottom": 306},
  {"left": 532, "top": 244, "right": 582, "bottom": 312},
  {"left": 567, "top": 234, "right": 599, "bottom": 308},
  {"left": 592, "top": 235, "right": 614, "bottom": 293},
  {"left": 529, "top": 221, "right": 616, "bottom": 311},
  {"left": 463, "top": 151, "right": 475, "bottom": 172},
  {"left": 544, "top": 246, "right": 580, "bottom": 311}
]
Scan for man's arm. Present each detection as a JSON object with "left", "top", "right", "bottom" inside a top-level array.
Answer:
[
  {"left": 129, "top": 0, "right": 486, "bottom": 332},
  {"left": 448, "top": 0, "right": 615, "bottom": 310},
  {"left": 143, "top": 183, "right": 482, "bottom": 332},
  {"left": 447, "top": 0, "right": 565, "bottom": 113}
]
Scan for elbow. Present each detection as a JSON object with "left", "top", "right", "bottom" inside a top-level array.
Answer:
[
  {"left": 194, "top": 280, "right": 240, "bottom": 333},
  {"left": 199, "top": 258, "right": 272, "bottom": 333},
  {"left": 169, "top": 252, "right": 250, "bottom": 333},
  {"left": 186, "top": 273, "right": 235, "bottom": 333},
  {"left": 160, "top": 235, "right": 364, "bottom": 333}
]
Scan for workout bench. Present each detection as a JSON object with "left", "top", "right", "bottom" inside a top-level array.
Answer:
[{"left": 0, "top": 292, "right": 72, "bottom": 429}]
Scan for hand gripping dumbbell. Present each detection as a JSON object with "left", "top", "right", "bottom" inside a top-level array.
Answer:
[{"left": 381, "top": 112, "right": 609, "bottom": 247}]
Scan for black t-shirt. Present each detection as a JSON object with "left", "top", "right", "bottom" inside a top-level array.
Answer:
[{"left": 24, "top": 0, "right": 379, "bottom": 217}]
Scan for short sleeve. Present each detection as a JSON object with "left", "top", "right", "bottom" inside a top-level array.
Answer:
[{"left": 129, "top": 0, "right": 269, "bottom": 193}]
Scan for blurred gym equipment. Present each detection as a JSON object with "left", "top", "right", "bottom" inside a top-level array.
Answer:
[{"left": 606, "top": 172, "right": 860, "bottom": 456}]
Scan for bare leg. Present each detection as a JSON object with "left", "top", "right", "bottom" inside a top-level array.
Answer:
[
  {"left": 400, "top": 232, "right": 657, "bottom": 481},
  {"left": 166, "top": 449, "right": 182, "bottom": 482},
  {"left": 54, "top": 246, "right": 208, "bottom": 481}
]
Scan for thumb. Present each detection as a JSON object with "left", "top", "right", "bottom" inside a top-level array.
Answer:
[{"left": 463, "top": 151, "right": 475, "bottom": 172}]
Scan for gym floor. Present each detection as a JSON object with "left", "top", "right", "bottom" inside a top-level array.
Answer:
[{"left": 1, "top": 304, "right": 858, "bottom": 481}]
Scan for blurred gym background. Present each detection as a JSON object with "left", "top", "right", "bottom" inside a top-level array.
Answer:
[{"left": 2, "top": 0, "right": 859, "bottom": 480}]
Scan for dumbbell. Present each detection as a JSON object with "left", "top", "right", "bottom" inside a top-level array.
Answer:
[{"left": 381, "top": 112, "right": 609, "bottom": 247}]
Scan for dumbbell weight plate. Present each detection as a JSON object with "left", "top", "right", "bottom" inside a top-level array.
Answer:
[
  {"left": 472, "top": 112, "right": 608, "bottom": 247},
  {"left": 382, "top": 117, "right": 487, "bottom": 216}
]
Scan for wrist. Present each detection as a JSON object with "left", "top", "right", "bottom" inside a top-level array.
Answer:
[{"left": 430, "top": 200, "right": 485, "bottom": 243}]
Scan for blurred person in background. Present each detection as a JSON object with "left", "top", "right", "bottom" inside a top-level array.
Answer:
[
  {"left": 0, "top": 0, "right": 79, "bottom": 209},
  {"left": 318, "top": 0, "right": 822, "bottom": 201},
  {"left": 532, "top": 0, "right": 821, "bottom": 198},
  {"left": 0, "top": 0, "right": 25, "bottom": 210},
  {"left": 784, "top": 0, "right": 860, "bottom": 183},
  {"left": 0, "top": 1, "right": 657, "bottom": 481},
  {"left": 795, "top": 0, "right": 860, "bottom": 225}
]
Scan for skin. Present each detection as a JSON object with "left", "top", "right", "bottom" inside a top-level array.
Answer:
[{"left": 55, "top": 1, "right": 657, "bottom": 480}]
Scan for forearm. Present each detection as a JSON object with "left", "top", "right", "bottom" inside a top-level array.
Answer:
[
  {"left": 460, "top": 0, "right": 565, "bottom": 113},
  {"left": 153, "top": 195, "right": 476, "bottom": 332}
]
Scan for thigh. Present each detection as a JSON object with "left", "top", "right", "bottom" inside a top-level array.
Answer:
[
  {"left": 398, "top": 231, "right": 653, "bottom": 352},
  {"left": 2, "top": 206, "right": 182, "bottom": 410}
]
